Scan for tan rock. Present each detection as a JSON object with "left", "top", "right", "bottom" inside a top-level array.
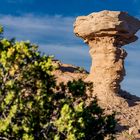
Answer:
[
  {"left": 74, "top": 10, "right": 140, "bottom": 105},
  {"left": 74, "top": 10, "right": 140, "bottom": 42},
  {"left": 129, "top": 127, "right": 138, "bottom": 135},
  {"left": 52, "top": 60, "right": 88, "bottom": 84}
]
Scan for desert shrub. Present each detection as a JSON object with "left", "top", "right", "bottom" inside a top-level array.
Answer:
[
  {"left": 52, "top": 80, "right": 116, "bottom": 140},
  {"left": 0, "top": 25, "right": 116, "bottom": 140}
]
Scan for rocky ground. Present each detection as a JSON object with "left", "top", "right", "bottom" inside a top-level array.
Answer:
[
  {"left": 52, "top": 60, "right": 88, "bottom": 83},
  {"left": 53, "top": 61, "right": 140, "bottom": 140}
]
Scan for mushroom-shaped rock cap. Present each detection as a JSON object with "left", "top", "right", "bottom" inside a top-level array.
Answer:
[{"left": 74, "top": 10, "right": 140, "bottom": 40}]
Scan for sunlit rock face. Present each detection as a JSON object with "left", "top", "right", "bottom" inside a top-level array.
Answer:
[{"left": 74, "top": 10, "right": 140, "bottom": 104}]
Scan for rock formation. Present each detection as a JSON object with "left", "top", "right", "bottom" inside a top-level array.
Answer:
[
  {"left": 74, "top": 10, "right": 140, "bottom": 105},
  {"left": 52, "top": 60, "right": 88, "bottom": 84}
]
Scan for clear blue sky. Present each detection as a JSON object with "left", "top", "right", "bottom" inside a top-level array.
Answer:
[
  {"left": 0, "top": 0, "right": 140, "bottom": 16},
  {"left": 0, "top": 0, "right": 140, "bottom": 96}
]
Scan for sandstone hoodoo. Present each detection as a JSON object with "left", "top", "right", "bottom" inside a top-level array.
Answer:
[{"left": 74, "top": 10, "right": 140, "bottom": 104}]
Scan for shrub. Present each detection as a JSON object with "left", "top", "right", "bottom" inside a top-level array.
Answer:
[{"left": 0, "top": 26, "right": 116, "bottom": 140}]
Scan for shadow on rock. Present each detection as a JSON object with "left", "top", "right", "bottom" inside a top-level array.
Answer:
[{"left": 119, "top": 90, "right": 140, "bottom": 107}]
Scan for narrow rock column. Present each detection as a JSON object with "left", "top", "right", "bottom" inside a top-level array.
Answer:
[
  {"left": 87, "top": 36, "right": 127, "bottom": 101},
  {"left": 74, "top": 10, "right": 140, "bottom": 104}
]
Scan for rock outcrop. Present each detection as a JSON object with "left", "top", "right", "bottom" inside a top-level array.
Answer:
[
  {"left": 53, "top": 62, "right": 140, "bottom": 139},
  {"left": 52, "top": 60, "right": 88, "bottom": 84},
  {"left": 74, "top": 10, "right": 140, "bottom": 105}
]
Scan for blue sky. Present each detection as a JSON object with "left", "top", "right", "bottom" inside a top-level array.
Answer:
[{"left": 0, "top": 0, "right": 140, "bottom": 96}]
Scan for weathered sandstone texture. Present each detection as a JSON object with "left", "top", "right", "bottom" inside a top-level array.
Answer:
[{"left": 74, "top": 10, "right": 140, "bottom": 104}]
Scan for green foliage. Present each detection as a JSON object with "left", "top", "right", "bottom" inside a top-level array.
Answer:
[
  {"left": 52, "top": 80, "right": 116, "bottom": 140},
  {"left": 0, "top": 25, "right": 3, "bottom": 34},
  {"left": 75, "top": 66, "right": 86, "bottom": 73},
  {"left": 0, "top": 27, "right": 116, "bottom": 140},
  {"left": 0, "top": 37, "right": 55, "bottom": 140}
]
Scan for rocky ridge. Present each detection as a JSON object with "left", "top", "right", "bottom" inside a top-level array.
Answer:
[{"left": 53, "top": 61, "right": 140, "bottom": 139}]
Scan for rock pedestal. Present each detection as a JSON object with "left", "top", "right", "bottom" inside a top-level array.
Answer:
[{"left": 74, "top": 10, "right": 140, "bottom": 104}]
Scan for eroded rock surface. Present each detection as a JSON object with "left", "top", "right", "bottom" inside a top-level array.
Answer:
[
  {"left": 52, "top": 60, "right": 88, "bottom": 84},
  {"left": 74, "top": 10, "right": 140, "bottom": 105},
  {"left": 74, "top": 10, "right": 140, "bottom": 42},
  {"left": 73, "top": 10, "right": 140, "bottom": 139}
]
